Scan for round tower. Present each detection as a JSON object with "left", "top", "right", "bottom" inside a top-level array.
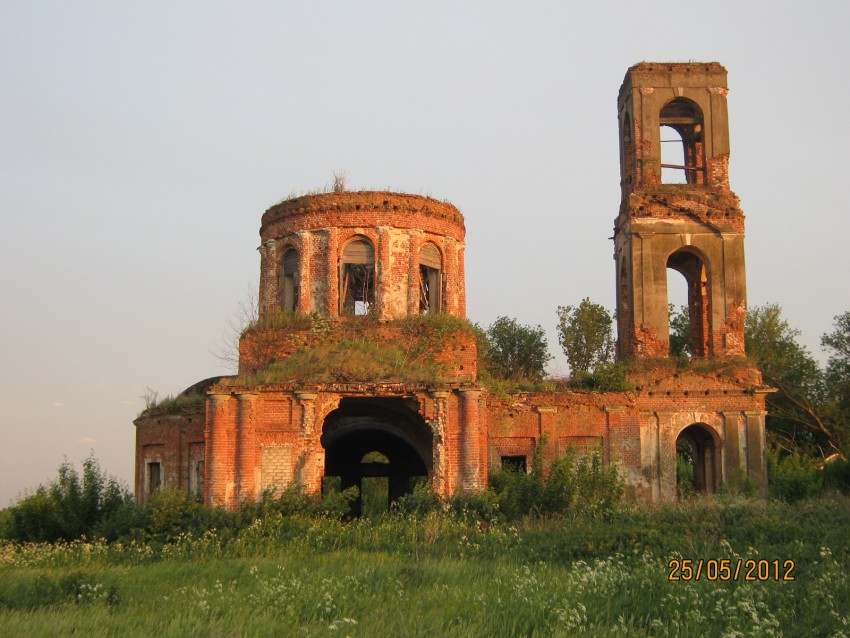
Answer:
[{"left": 256, "top": 191, "right": 467, "bottom": 321}]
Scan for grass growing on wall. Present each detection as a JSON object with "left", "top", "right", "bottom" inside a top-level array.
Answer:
[{"left": 231, "top": 313, "right": 477, "bottom": 385}]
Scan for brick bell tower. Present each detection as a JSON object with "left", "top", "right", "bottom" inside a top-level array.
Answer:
[{"left": 614, "top": 62, "right": 747, "bottom": 360}]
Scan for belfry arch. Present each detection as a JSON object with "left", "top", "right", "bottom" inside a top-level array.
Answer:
[
  {"left": 339, "top": 236, "right": 376, "bottom": 316},
  {"left": 666, "top": 248, "right": 712, "bottom": 358},
  {"left": 419, "top": 242, "right": 443, "bottom": 314},
  {"left": 280, "top": 247, "right": 300, "bottom": 312},
  {"left": 321, "top": 397, "right": 432, "bottom": 516},
  {"left": 659, "top": 97, "right": 705, "bottom": 185}
]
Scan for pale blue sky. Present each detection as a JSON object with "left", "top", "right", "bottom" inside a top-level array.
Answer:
[{"left": 2, "top": 1, "right": 848, "bottom": 505}]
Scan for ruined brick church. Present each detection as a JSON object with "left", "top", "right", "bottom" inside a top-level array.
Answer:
[{"left": 135, "top": 63, "right": 770, "bottom": 510}]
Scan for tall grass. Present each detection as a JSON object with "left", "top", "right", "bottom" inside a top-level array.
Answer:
[{"left": 1, "top": 496, "right": 849, "bottom": 636}]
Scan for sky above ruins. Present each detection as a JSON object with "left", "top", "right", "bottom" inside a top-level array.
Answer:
[{"left": 1, "top": 1, "right": 848, "bottom": 505}]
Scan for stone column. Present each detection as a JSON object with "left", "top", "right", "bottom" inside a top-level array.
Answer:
[
  {"left": 296, "top": 230, "right": 312, "bottom": 314},
  {"left": 258, "top": 239, "right": 278, "bottom": 319},
  {"left": 640, "top": 410, "right": 662, "bottom": 501},
  {"left": 206, "top": 392, "right": 236, "bottom": 508},
  {"left": 603, "top": 405, "right": 626, "bottom": 466},
  {"left": 407, "top": 229, "right": 422, "bottom": 315},
  {"left": 655, "top": 411, "right": 677, "bottom": 501},
  {"left": 460, "top": 389, "right": 483, "bottom": 491},
  {"left": 429, "top": 390, "right": 449, "bottom": 497},
  {"left": 456, "top": 242, "right": 466, "bottom": 318},
  {"left": 444, "top": 238, "right": 457, "bottom": 315},
  {"left": 295, "top": 392, "right": 323, "bottom": 493},
  {"left": 535, "top": 406, "right": 557, "bottom": 473},
  {"left": 326, "top": 228, "right": 339, "bottom": 316},
  {"left": 722, "top": 411, "right": 742, "bottom": 475},
  {"left": 235, "top": 392, "right": 258, "bottom": 503},
  {"left": 376, "top": 225, "right": 391, "bottom": 319},
  {"left": 633, "top": 231, "right": 665, "bottom": 357},
  {"left": 744, "top": 411, "right": 768, "bottom": 494}
]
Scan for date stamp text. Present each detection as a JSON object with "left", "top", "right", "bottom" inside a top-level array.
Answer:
[{"left": 668, "top": 558, "right": 795, "bottom": 582}]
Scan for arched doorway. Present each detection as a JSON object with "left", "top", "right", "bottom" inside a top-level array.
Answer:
[
  {"left": 675, "top": 423, "right": 718, "bottom": 497},
  {"left": 322, "top": 397, "right": 431, "bottom": 516}
]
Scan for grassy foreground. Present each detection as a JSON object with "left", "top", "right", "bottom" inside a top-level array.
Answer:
[{"left": 1, "top": 495, "right": 849, "bottom": 637}]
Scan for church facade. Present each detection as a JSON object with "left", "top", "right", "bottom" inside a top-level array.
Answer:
[{"left": 134, "top": 63, "right": 770, "bottom": 510}]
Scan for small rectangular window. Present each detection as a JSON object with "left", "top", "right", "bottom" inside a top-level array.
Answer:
[{"left": 501, "top": 455, "right": 527, "bottom": 473}]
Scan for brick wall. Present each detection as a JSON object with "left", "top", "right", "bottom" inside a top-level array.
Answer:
[
  {"left": 133, "top": 404, "right": 205, "bottom": 505},
  {"left": 256, "top": 192, "right": 466, "bottom": 321}
]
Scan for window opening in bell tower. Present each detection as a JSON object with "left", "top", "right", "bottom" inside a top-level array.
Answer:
[
  {"left": 281, "top": 247, "right": 300, "bottom": 312},
  {"left": 419, "top": 242, "right": 442, "bottom": 314},
  {"left": 340, "top": 238, "right": 375, "bottom": 316},
  {"left": 660, "top": 98, "right": 705, "bottom": 185}
]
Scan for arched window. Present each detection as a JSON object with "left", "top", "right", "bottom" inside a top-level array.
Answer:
[
  {"left": 667, "top": 249, "right": 711, "bottom": 357},
  {"left": 621, "top": 112, "right": 634, "bottom": 188},
  {"left": 660, "top": 98, "right": 705, "bottom": 185},
  {"left": 419, "top": 242, "right": 442, "bottom": 314},
  {"left": 280, "top": 247, "right": 299, "bottom": 312},
  {"left": 340, "top": 237, "right": 375, "bottom": 316}
]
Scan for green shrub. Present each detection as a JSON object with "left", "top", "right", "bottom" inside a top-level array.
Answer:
[
  {"left": 4, "top": 487, "right": 63, "bottom": 542},
  {"left": 489, "top": 445, "right": 623, "bottom": 520},
  {"left": 393, "top": 481, "right": 442, "bottom": 517},
  {"left": 0, "top": 570, "right": 119, "bottom": 611},
  {"left": 145, "top": 488, "right": 208, "bottom": 539},
  {"left": 823, "top": 456, "right": 850, "bottom": 494},
  {"left": 245, "top": 483, "right": 359, "bottom": 521},
  {"left": 568, "top": 452, "right": 624, "bottom": 515},
  {"left": 718, "top": 468, "right": 757, "bottom": 497},
  {"left": 768, "top": 448, "right": 823, "bottom": 502},
  {"left": 676, "top": 454, "right": 695, "bottom": 498},
  {"left": 538, "top": 452, "right": 624, "bottom": 516},
  {"left": 483, "top": 316, "right": 550, "bottom": 382},
  {"left": 489, "top": 463, "right": 545, "bottom": 519},
  {"left": 3, "top": 455, "right": 133, "bottom": 542},
  {"left": 447, "top": 489, "right": 500, "bottom": 523},
  {"left": 569, "top": 362, "right": 633, "bottom": 391}
]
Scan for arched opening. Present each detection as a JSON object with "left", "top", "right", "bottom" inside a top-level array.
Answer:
[
  {"left": 339, "top": 237, "right": 375, "bottom": 316},
  {"left": 661, "top": 126, "right": 687, "bottom": 184},
  {"left": 419, "top": 242, "right": 442, "bottom": 314},
  {"left": 322, "top": 397, "right": 431, "bottom": 517},
  {"left": 621, "top": 112, "right": 634, "bottom": 188},
  {"left": 280, "top": 247, "right": 299, "bottom": 312},
  {"left": 675, "top": 424, "right": 718, "bottom": 496},
  {"left": 667, "top": 267, "right": 690, "bottom": 358},
  {"left": 667, "top": 249, "right": 711, "bottom": 358},
  {"left": 660, "top": 98, "right": 705, "bottom": 185}
]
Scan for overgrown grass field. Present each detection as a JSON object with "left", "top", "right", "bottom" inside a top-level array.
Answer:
[{"left": 2, "top": 495, "right": 849, "bottom": 637}]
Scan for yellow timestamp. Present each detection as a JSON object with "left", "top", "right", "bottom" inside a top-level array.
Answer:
[{"left": 668, "top": 558, "right": 795, "bottom": 582}]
